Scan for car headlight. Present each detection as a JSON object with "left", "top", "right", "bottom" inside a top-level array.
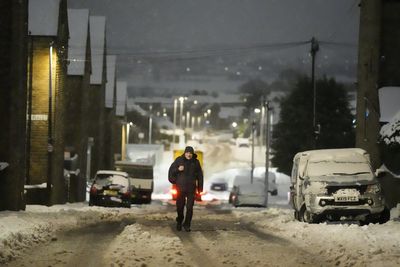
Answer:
[{"left": 366, "top": 184, "right": 380, "bottom": 194}]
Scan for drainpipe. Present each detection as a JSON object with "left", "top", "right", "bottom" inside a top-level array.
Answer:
[{"left": 47, "top": 41, "right": 54, "bottom": 204}]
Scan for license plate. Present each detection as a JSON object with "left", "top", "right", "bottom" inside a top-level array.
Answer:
[
  {"left": 104, "top": 190, "right": 118, "bottom": 196},
  {"left": 334, "top": 195, "right": 358, "bottom": 202}
]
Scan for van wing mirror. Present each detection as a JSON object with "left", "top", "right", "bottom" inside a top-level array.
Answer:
[{"left": 375, "top": 168, "right": 386, "bottom": 179}]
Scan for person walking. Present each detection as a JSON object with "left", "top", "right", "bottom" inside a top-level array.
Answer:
[{"left": 168, "top": 146, "right": 203, "bottom": 232}]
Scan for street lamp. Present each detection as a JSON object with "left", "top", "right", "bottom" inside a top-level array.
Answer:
[
  {"left": 264, "top": 101, "right": 273, "bottom": 207},
  {"left": 173, "top": 99, "right": 177, "bottom": 149},
  {"left": 148, "top": 105, "right": 153, "bottom": 144},
  {"left": 179, "top": 96, "right": 184, "bottom": 129},
  {"left": 186, "top": 111, "right": 190, "bottom": 128}
]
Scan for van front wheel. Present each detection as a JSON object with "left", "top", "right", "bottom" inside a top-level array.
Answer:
[{"left": 299, "top": 205, "right": 316, "bottom": 223}]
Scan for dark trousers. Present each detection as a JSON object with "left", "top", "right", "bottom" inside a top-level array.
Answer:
[{"left": 176, "top": 190, "right": 195, "bottom": 226}]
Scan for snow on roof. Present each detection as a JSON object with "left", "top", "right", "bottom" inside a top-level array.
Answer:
[
  {"left": 219, "top": 106, "right": 244, "bottom": 119},
  {"left": 380, "top": 110, "right": 400, "bottom": 145},
  {"left": 89, "top": 16, "right": 106, "bottom": 85},
  {"left": 28, "top": 0, "right": 61, "bottom": 36},
  {"left": 379, "top": 87, "right": 400, "bottom": 122},
  {"left": 96, "top": 170, "right": 128, "bottom": 177},
  {"left": 116, "top": 81, "right": 127, "bottom": 116},
  {"left": 67, "top": 9, "right": 89, "bottom": 75},
  {"left": 105, "top": 55, "right": 117, "bottom": 108},
  {"left": 128, "top": 103, "right": 147, "bottom": 116},
  {"left": 131, "top": 94, "right": 244, "bottom": 106}
]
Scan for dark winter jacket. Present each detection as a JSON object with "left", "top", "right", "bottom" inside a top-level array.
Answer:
[{"left": 168, "top": 154, "right": 203, "bottom": 193}]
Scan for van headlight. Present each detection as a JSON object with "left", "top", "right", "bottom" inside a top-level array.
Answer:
[{"left": 366, "top": 184, "right": 380, "bottom": 194}]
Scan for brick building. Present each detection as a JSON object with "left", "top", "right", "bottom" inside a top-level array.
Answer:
[
  {"left": 87, "top": 16, "right": 107, "bottom": 178},
  {"left": 27, "top": 0, "right": 69, "bottom": 204},
  {"left": 104, "top": 55, "right": 117, "bottom": 169},
  {"left": 0, "top": 0, "right": 28, "bottom": 211},
  {"left": 64, "top": 8, "right": 91, "bottom": 201}
]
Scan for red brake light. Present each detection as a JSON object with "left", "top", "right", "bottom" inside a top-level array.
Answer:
[
  {"left": 170, "top": 188, "right": 177, "bottom": 195},
  {"left": 90, "top": 186, "right": 97, "bottom": 194}
]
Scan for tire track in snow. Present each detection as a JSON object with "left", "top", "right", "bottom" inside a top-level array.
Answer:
[{"left": 174, "top": 230, "right": 215, "bottom": 267}]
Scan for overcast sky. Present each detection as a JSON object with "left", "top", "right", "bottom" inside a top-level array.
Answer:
[
  {"left": 67, "top": 0, "right": 360, "bottom": 86},
  {"left": 68, "top": 0, "right": 359, "bottom": 51}
]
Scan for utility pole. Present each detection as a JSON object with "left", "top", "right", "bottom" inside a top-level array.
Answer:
[
  {"left": 310, "top": 37, "right": 319, "bottom": 148},
  {"left": 356, "top": 0, "right": 382, "bottom": 169},
  {"left": 250, "top": 120, "right": 256, "bottom": 184},
  {"left": 264, "top": 101, "right": 271, "bottom": 207}
]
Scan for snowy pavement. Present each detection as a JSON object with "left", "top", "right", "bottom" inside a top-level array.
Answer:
[{"left": 1, "top": 202, "right": 400, "bottom": 266}]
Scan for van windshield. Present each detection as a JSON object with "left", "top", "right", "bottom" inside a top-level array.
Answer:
[{"left": 307, "top": 161, "right": 372, "bottom": 177}]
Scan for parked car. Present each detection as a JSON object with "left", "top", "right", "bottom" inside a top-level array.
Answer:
[
  {"left": 229, "top": 174, "right": 277, "bottom": 203},
  {"left": 230, "top": 182, "right": 267, "bottom": 207},
  {"left": 210, "top": 178, "right": 228, "bottom": 192},
  {"left": 89, "top": 170, "right": 131, "bottom": 208},
  {"left": 290, "top": 148, "right": 389, "bottom": 224}
]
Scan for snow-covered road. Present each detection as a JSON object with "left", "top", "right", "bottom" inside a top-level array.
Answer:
[{"left": 1, "top": 201, "right": 400, "bottom": 267}]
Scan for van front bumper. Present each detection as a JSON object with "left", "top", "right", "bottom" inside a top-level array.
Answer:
[{"left": 306, "top": 194, "right": 385, "bottom": 218}]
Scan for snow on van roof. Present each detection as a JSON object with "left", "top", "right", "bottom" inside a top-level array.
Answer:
[{"left": 294, "top": 148, "right": 368, "bottom": 161}]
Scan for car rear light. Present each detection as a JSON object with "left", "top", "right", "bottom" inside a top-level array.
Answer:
[
  {"left": 123, "top": 191, "right": 131, "bottom": 198},
  {"left": 170, "top": 188, "right": 177, "bottom": 196},
  {"left": 90, "top": 186, "right": 97, "bottom": 194}
]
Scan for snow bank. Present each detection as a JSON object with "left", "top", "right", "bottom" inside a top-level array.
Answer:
[
  {"left": 234, "top": 206, "right": 400, "bottom": 267},
  {"left": 0, "top": 204, "right": 137, "bottom": 264}
]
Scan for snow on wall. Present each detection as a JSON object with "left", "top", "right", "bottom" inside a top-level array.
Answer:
[
  {"left": 67, "top": 9, "right": 89, "bottom": 76},
  {"left": 105, "top": 55, "right": 117, "bottom": 108},
  {"left": 89, "top": 16, "right": 106, "bottom": 85},
  {"left": 379, "top": 87, "right": 400, "bottom": 123},
  {"left": 28, "top": 0, "right": 61, "bottom": 36},
  {"left": 380, "top": 110, "right": 400, "bottom": 145},
  {"left": 116, "top": 81, "right": 127, "bottom": 116}
]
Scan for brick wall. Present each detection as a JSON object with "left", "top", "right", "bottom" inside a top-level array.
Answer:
[
  {"left": 27, "top": 38, "right": 67, "bottom": 203},
  {"left": 28, "top": 40, "right": 53, "bottom": 185}
]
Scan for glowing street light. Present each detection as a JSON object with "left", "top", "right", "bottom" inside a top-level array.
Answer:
[{"left": 179, "top": 97, "right": 184, "bottom": 129}]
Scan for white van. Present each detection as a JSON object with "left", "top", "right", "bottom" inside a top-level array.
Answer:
[{"left": 290, "top": 148, "right": 389, "bottom": 224}]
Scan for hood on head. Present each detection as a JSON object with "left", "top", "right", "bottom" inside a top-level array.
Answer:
[{"left": 184, "top": 146, "right": 194, "bottom": 154}]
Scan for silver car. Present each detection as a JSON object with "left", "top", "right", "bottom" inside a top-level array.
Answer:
[{"left": 290, "top": 148, "right": 389, "bottom": 224}]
